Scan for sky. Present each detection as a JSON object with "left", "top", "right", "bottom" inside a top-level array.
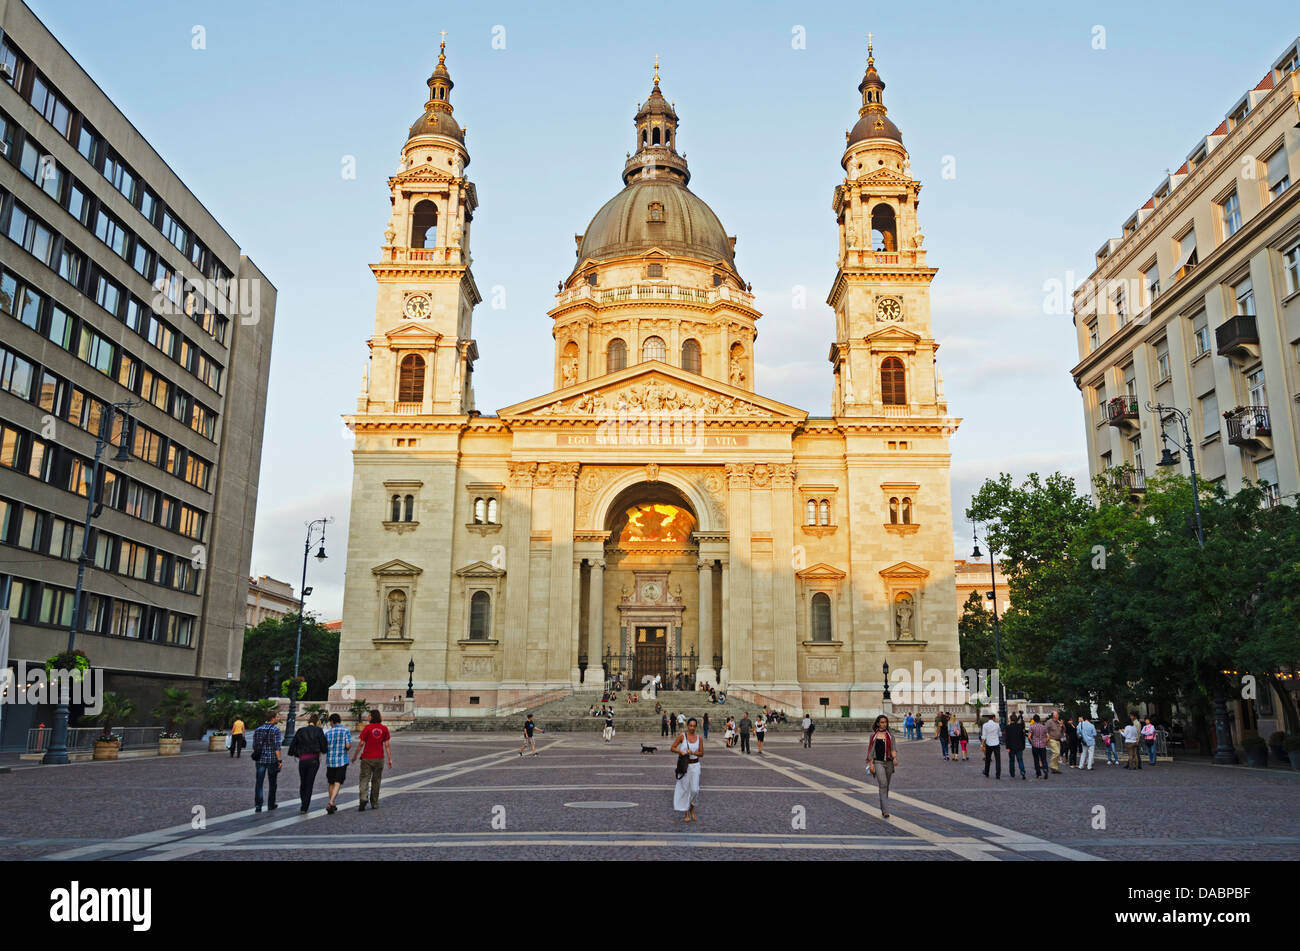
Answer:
[{"left": 27, "top": 0, "right": 1300, "bottom": 619}]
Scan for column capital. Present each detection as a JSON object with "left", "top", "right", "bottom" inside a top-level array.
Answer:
[
  {"left": 724, "top": 462, "right": 753, "bottom": 488},
  {"left": 771, "top": 463, "right": 797, "bottom": 487},
  {"left": 507, "top": 461, "right": 537, "bottom": 487},
  {"left": 552, "top": 461, "right": 581, "bottom": 486},
  {"left": 590, "top": 558, "right": 606, "bottom": 571}
]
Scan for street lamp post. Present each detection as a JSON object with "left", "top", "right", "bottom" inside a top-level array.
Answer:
[
  {"left": 406, "top": 658, "right": 415, "bottom": 699},
  {"left": 284, "top": 517, "right": 331, "bottom": 747},
  {"left": 43, "top": 401, "right": 136, "bottom": 766},
  {"left": 971, "top": 526, "right": 1007, "bottom": 727},
  {"left": 882, "top": 660, "right": 890, "bottom": 701},
  {"left": 1148, "top": 404, "right": 1234, "bottom": 764}
]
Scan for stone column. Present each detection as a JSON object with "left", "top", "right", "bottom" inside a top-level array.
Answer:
[
  {"left": 696, "top": 557, "right": 716, "bottom": 688},
  {"left": 571, "top": 558, "right": 582, "bottom": 687},
  {"left": 771, "top": 464, "right": 800, "bottom": 698},
  {"left": 549, "top": 463, "right": 580, "bottom": 685},
  {"left": 583, "top": 559, "right": 605, "bottom": 688},
  {"left": 719, "top": 557, "right": 730, "bottom": 688},
  {"left": 725, "top": 464, "right": 753, "bottom": 688},
  {"left": 501, "top": 462, "right": 536, "bottom": 688}
]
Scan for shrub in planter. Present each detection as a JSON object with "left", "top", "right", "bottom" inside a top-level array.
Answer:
[
  {"left": 1268, "top": 730, "right": 1287, "bottom": 763},
  {"left": 207, "top": 731, "right": 227, "bottom": 752},
  {"left": 93, "top": 732, "right": 122, "bottom": 761},
  {"left": 1241, "top": 734, "right": 1269, "bottom": 768},
  {"left": 157, "top": 731, "right": 183, "bottom": 755},
  {"left": 152, "top": 688, "right": 198, "bottom": 750},
  {"left": 1284, "top": 735, "right": 1300, "bottom": 771}
]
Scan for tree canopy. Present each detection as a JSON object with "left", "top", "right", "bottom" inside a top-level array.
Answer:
[{"left": 239, "top": 613, "right": 339, "bottom": 702}]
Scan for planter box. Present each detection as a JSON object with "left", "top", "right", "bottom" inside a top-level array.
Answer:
[
  {"left": 1244, "top": 748, "right": 1269, "bottom": 769},
  {"left": 208, "top": 735, "right": 227, "bottom": 752},
  {"left": 158, "top": 737, "right": 183, "bottom": 756},
  {"left": 93, "top": 740, "right": 120, "bottom": 761}
]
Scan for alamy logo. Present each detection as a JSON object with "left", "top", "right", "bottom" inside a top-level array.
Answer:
[
  {"left": 49, "top": 881, "right": 151, "bottom": 931},
  {"left": 0, "top": 662, "right": 104, "bottom": 715}
]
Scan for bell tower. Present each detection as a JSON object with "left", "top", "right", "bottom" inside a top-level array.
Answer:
[
  {"left": 828, "top": 40, "right": 946, "bottom": 420},
  {"left": 359, "top": 37, "right": 481, "bottom": 417}
]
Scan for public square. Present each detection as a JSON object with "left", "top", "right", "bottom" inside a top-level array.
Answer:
[{"left": 2, "top": 730, "right": 1295, "bottom": 862}]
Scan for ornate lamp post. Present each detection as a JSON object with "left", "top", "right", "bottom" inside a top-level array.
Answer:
[
  {"left": 284, "top": 517, "right": 331, "bottom": 746},
  {"left": 882, "top": 660, "right": 891, "bottom": 701},
  {"left": 1148, "top": 403, "right": 1234, "bottom": 764},
  {"left": 43, "top": 400, "right": 136, "bottom": 766},
  {"left": 971, "top": 526, "right": 1007, "bottom": 727},
  {"left": 406, "top": 658, "right": 415, "bottom": 699}
]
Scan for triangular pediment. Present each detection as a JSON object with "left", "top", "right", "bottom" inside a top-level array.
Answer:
[
  {"left": 879, "top": 561, "right": 930, "bottom": 580},
  {"left": 383, "top": 321, "right": 442, "bottom": 345},
  {"left": 796, "top": 562, "right": 847, "bottom": 581},
  {"left": 858, "top": 167, "right": 918, "bottom": 190},
  {"left": 497, "top": 361, "right": 808, "bottom": 421},
  {"left": 865, "top": 324, "right": 922, "bottom": 344},
  {"left": 390, "top": 164, "right": 458, "bottom": 188},
  {"left": 455, "top": 560, "right": 506, "bottom": 578},
  {"left": 373, "top": 559, "right": 423, "bottom": 577}
]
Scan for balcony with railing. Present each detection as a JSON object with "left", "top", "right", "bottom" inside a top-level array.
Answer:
[
  {"left": 1108, "top": 468, "right": 1146, "bottom": 495},
  {"left": 552, "top": 282, "right": 755, "bottom": 309},
  {"left": 1215, "top": 314, "right": 1259, "bottom": 356},
  {"left": 1105, "top": 394, "right": 1140, "bottom": 427},
  {"left": 1225, "top": 405, "right": 1271, "bottom": 446}
]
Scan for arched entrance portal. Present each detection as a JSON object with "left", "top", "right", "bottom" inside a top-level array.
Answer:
[{"left": 599, "top": 483, "right": 699, "bottom": 690}]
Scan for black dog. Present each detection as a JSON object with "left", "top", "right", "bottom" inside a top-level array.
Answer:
[{"left": 640, "top": 744, "right": 657, "bottom": 754}]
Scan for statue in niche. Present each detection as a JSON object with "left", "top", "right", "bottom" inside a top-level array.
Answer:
[
  {"left": 729, "top": 356, "right": 745, "bottom": 387},
  {"left": 562, "top": 357, "right": 578, "bottom": 388},
  {"left": 846, "top": 225, "right": 858, "bottom": 249},
  {"left": 894, "top": 594, "right": 914, "bottom": 640},
  {"left": 387, "top": 591, "right": 407, "bottom": 638}
]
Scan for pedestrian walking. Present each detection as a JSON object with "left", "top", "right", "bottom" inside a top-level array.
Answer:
[
  {"left": 671, "top": 717, "right": 703, "bottom": 822},
  {"left": 754, "top": 714, "right": 767, "bottom": 754},
  {"left": 724, "top": 717, "right": 735, "bottom": 748},
  {"left": 914, "top": 714, "right": 923, "bottom": 740},
  {"left": 1142, "top": 717, "right": 1157, "bottom": 766},
  {"left": 1076, "top": 715, "right": 1096, "bottom": 770},
  {"left": 250, "top": 710, "right": 283, "bottom": 812},
  {"left": 1107, "top": 719, "right": 1123, "bottom": 765},
  {"left": 661, "top": 714, "right": 669, "bottom": 737},
  {"left": 324, "top": 713, "right": 351, "bottom": 814},
  {"left": 603, "top": 709, "right": 615, "bottom": 742},
  {"left": 703, "top": 713, "right": 710, "bottom": 739},
  {"left": 980, "top": 713, "right": 1002, "bottom": 779},
  {"left": 903, "top": 712, "right": 914, "bottom": 740},
  {"left": 1065, "top": 717, "right": 1079, "bottom": 767},
  {"left": 1005, "top": 712, "right": 1027, "bottom": 779},
  {"left": 1028, "top": 714, "right": 1050, "bottom": 780},
  {"left": 738, "top": 714, "right": 753, "bottom": 754},
  {"left": 288, "top": 712, "right": 329, "bottom": 814},
  {"left": 866, "top": 715, "right": 899, "bottom": 818},
  {"left": 1123, "top": 716, "right": 1143, "bottom": 769},
  {"left": 801, "top": 713, "right": 813, "bottom": 748},
  {"left": 938, "top": 712, "right": 950, "bottom": 760},
  {"left": 519, "top": 714, "right": 540, "bottom": 756},
  {"left": 229, "top": 715, "right": 246, "bottom": 758},
  {"left": 948, "top": 717, "right": 962, "bottom": 762},
  {"left": 351, "top": 709, "right": 392, "bottom": 811},
  {"left": 1045, "top": 712, "right": 1064, "bottom": 773}
]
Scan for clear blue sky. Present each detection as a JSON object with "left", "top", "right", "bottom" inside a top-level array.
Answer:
[{"left": 28, "top": 1, "right": 1300, "bottom": 618}]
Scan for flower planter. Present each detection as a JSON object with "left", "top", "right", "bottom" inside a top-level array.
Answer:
[
  {"left": 208, "top": 735, "right": 227, "bottom": 752},
  {"left": 158, "top": 737, "right": 183, "bottom": 756},
  {"left": 1244, "top": 747, "right": 1269, "bottom": 769},
  {"left": 93, "top": 740, "right": 120, "bottom": 761}
]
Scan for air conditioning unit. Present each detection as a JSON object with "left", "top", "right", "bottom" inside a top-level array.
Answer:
[
  {"left": 0, "top": 141, "right": 8, "bottom": 157},
  {"left": 0, "top": 62, "right": 13, "bottom": 81}
]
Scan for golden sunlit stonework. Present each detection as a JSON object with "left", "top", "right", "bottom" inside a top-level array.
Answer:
[{"left": 333, "top": 42, "right": 961, "bottom": 717}]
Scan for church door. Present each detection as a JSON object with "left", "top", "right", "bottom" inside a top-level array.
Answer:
[{"left": 634, "top": 626, "right": 667, "bottom": 685}]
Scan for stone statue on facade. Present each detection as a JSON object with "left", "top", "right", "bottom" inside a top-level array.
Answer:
[
  {"left": 387, "top": 593, "right": 406, "bottom": 638},
  {"left": 895, "top": 595, "right": 913, "bottom": 640}
]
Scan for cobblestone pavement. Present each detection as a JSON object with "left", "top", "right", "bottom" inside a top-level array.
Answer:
[{"left": 2, "top": 733, "right": 1296, "bottom": 861}]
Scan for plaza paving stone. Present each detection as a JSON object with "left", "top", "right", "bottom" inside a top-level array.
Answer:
[{"left": 0, "top": 732, "right": 1295, "bottom": 862}]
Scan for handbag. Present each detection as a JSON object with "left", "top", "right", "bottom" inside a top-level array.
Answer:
[{"left": 675, "top": 754, "right": 689, "bottom": 780}]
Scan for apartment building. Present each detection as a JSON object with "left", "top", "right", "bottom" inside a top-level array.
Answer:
[
  {"left": 0, "top": 0, "right": 275, "bottom": 747},
  {"left": 1071, "top": 38, "right": 1300, "bottom": 509},
  {"left": 245, "top": 575, "right": 299, "bottom": 628}
]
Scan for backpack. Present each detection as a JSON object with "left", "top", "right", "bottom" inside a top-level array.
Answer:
[{"left": 251, "top": 725, "right": 271, "bottom": 762}]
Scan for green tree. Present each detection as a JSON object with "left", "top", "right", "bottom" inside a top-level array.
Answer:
[
  {"left": 239, "top": 613, "right": 339, "bottom": 701},
  {"left": 958, "top": 592, "right": 997, "bottom": 672}
]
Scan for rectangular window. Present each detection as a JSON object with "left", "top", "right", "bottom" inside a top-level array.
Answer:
[
  {"left": 0, "top": 40, "right": 24, "bottom": 90},
  {"left": 15, "top": 284, "right": 43, "bottom": 330},
  {"left": 76, "top": 327, "right": 115, "bottom": 376},
  {"left": 111, "top": 601, "right": 143, "bottom": 639},
  {"left": 57, "top": 244, "right": 86, "bottom": 286},
  {"left": 77, "top": 124, "right": 98, "bottom": 164},
  {"left": 178, "top": 505, "right": 205, "bottom": 540},
  {"left": 94, "top": 209, "right": 130, "bottom": 259},
  {"left": 0, "top": 349, "right": 35, "bottom": 400},
  {"left": 124, "top": 483, "right": 156, "bottom": 521},
  {"left": 38, "top": 586, "right": 75, "bottom": 627},
  {"left": 1283, "top": 241, "right": 1300, "bottom": 296},
  {"left": 66, "top": 182, "right": 90, "bottom": 225},
  {"left": 29, "top": 75, "right": 71, "bottom": 138},
  {"left": 1220, "top": 191, "right": 1241, "bottom": 239},
  {"left": 7, "top": 204, "right": 55, "bottom": 266},
  {"left": 1086, "top": 319, "right": 1098, "bottom": 352},
  {"left": 1200, "top": 391, "right": 1220, "bottom": 440},
  {"left": 1247, "top": 368, "right": 1267, "bottom": 407},
  {"left": 1266, "top": 147, "right": 1291, "bottom": 201},
  {"left": 1113, "top": 285, "right": 1127, "bottom": 326},
  {"left": 47, "top": 306, "right": 74, "bottom": 350},
  {"left": 1173, "top": 230, "right": 1198, "bottom": 282},
  {"left": 1144, "top": 262, "right": 1160, "bottom": 303},
  {"left": 160, "top": 211, "right": 188, "bottom": 254},
  {"left": 1192, "top": 313, "right": 1211, "bottom": 357},
  {"left": 1234, "top": 278, "right": 1256, "bottom": 316},
  {"left": 36, "top": 372, "right": 63, "bottom": 414},
  {"left": 94, "top": 274, "right": 122, "bottom": 316}
]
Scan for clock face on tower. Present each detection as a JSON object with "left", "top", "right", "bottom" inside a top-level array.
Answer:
[
  {"left": 876, "top": 297, "right": 902, "bottom": 322},
  {"left": 404, "top": 295, "right": 431, "bottom": 320}
]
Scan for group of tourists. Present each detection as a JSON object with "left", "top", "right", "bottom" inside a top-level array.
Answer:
[
  {"left": 720, "top": 713, "right": 772, "bottom": 753},
  {"left": 241, "top": 708, "right": 392, "bottom": 814},
  {"left": 661, "top": 711, "right": 711, "bottom": 738}
]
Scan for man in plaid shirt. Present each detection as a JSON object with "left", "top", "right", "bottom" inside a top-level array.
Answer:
[
  {"left": 324, "top": 713, "right": 352, "bottom": 815},
  {"left": 251, "top": 711, "right": 283, "bottom": 812}
]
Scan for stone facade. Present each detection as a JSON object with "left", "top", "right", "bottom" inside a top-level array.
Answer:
[{"left": 333, "top": 44, "right": 961, "bottom": 717}]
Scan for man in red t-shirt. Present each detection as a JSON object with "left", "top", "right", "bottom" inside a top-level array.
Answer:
[{"left": 350, "top": 709, "right": 393, "bottom": 811}]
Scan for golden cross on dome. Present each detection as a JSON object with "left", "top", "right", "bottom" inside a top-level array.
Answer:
[
  {"left": 438, "top": 30, "right": 447, "bottom": 63},
  {"left": 867, "top": 32, "right": 875, "bottom": 64},
  {"left": 653, "top": 54, "right": 660, "bottom": 84}
]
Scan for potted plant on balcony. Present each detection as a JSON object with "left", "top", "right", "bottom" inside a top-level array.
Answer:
[
  {"left": 152, "top": 688, "right": 198, "bottom": 756},
  {"left": 1285, "top": 735, "right": 1300, "bottom": 771},
  {"left": 90, "top": 692, "right": 135, "bottom": 761},
  {"left": 1240, "top": 733, "right": 1269, "bottom": 768}
]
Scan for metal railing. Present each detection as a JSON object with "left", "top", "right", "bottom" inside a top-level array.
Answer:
[
  {"left": 601, "top": 648, "right": 699, "bottom": 692},
  {"left": 26, "top": 726, "right": 163, "bottom": 754},
  {"left": 1225, "top": 405, "right": 1271, "bottom": 443}
]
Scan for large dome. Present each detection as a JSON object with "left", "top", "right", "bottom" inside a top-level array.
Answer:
[{"left": 575, "top": 179, "right": 737, "bottom": 275}]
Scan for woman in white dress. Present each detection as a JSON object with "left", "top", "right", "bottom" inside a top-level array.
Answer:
[
  {"left": 671, "top": 717, "right": 703, "bottom": 822},
  {"left": 724, "top": 718, "right": 735, "bottom": 748}
]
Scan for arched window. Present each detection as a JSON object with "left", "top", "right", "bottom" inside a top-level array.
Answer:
[
  {"left": 486, "top": 498, "right": 498, "bottom": 523},
  {"left": 398, "top": 354, "right": 425, "bottom": 403},
  {"left": 806, "top": 500, "right": 817, "bottom": 525},
  {"left": 403, "top": 495, "right": 414, "bottom": 522},
  {"left": 607, "top": 338, "right": 627, "bottom": 372},
  {"left": 889, "top": 497, "right": 900, "bottom": 524},
  {"left": 652, "top": 127, "right": 661, "bottom": 146},
  {"left": 902, "top": 497, "right": 913, "bottom": 524},
  {"left": 871, "top": 204, "right": 896, "bottom": 252},
  {"left": 410, "top": 199, "right": 438, "bottom": 248},
  {"left": 473, "top": 497, "right": 486, "bottom": 524},
  {"left": 681, "top": 338, "right": 701, "bottom": 374},
  {"left": 469, "top": 590, "right": 491, "bottom": 640},
  {"left": 642, "top": 335, "right": 666, "bottom": 363},
  {"left": 641, "top": 129, "right": 648, "bottom": 146},
  {"left": 881, "top": 357, "right": 906, "bottom": 405},
  {"left": 811, "top": 592, "right": 832, "bottom": 642},
  {"left": 818, "top": 500, "right": 830, "bottom": 526},
  {"left": 391, "top": 495, "right": 402, "bottom": 522}
]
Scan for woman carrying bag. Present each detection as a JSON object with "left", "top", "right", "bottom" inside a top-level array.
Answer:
[
  {"left": 671, "top": 717, "right": 704, "bottom": 822},
  {"left": 867, "top": 715, "right": 899, "bottom": 818}
]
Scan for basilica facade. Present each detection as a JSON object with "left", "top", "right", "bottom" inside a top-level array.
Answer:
[{"left": 333, "top": 44, "right": 961, "bottom": 716}]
